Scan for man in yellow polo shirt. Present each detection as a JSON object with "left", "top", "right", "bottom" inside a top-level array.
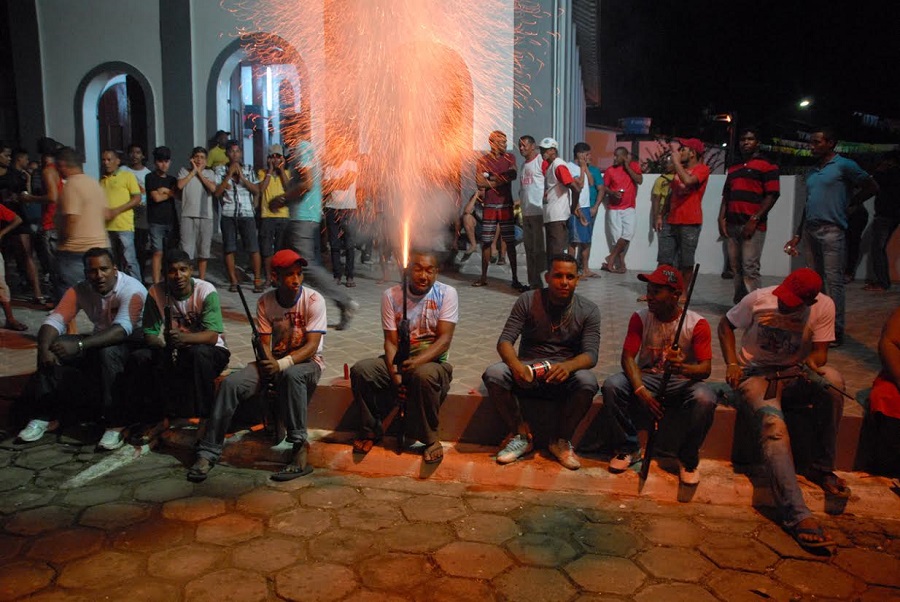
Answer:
[
  {"left": 258, "top": 143, "right": 292, "bottom": 278},
  {"left": 100, "top": 149, "right": 143, "bottom": 283},
  {"left": 207, "top": 130, "right": 230, "bottom": 169}
]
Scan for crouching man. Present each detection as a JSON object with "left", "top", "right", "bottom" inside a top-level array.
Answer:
[
  {"left": 482, "top": 253, "right": 601, "bottom": 470},
  {"left": 190, "top": 250, "right": 326, "bottom": 481},
  {"left": 602, "top": 266, "right": 716, "bottom": 484},
  {"left": 718, "top": 267, "right": 848, "bottom": 551}
]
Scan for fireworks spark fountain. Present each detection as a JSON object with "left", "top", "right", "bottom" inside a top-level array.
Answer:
[{"left": 230, "top": 0, "right": 550, "bottom": 253}]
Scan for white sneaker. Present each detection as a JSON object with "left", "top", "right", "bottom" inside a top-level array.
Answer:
[
  {"left": 98, "top": 429, "right": 125, "bottom": 451},
  {"left": 496, "top": 433, "right": 533, "bottom": 464},
  {"left": 608, "top": 452, "right": 637, "bottom": 473},
  {"left": 549, "top": 438, "right": 580, "bottom": 470},
  {"left": 18, "top": 419, "right": 57, "bottom": 442},
  {"left": 679, "top": 463, "right": 700, "bottom": 485}
]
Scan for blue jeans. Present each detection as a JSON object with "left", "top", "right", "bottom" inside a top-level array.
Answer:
[
  {"left": 601, "top": 372, "right": 716, "bottom": 469},
  {"left": 108, "top": 230, "right": 142, "bottom": 283},
  {"left": 802, "top": 222, "right": 845, "bottom": 339},
  {"left": 55, "top": 251, "right": 85, "bottom": 300},
  {"left": 737, "top": 366, "right": 844, "bottom": 527},
  {"left": 871, "top": 216, "right": 900, "bottom": 289},
  {"left": 726, "top": 223, "right": 767, "bottom": 303}
]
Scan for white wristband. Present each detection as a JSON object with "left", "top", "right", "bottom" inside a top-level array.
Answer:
[{"left": 276, "top": 355, "right": 294, "bottom": 372}]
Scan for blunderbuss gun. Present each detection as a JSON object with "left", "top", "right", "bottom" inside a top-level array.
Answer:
[
  {"left": 640, "top": 263, "right": 700, "bottom": 488},
  {"left": 393, "top": 282, "right": 411, "bottom": 454},
  {"left": 162, "top": 238, "right": 177, "bottom": 368},
  {"left": 237, "top": 284, "right": 269, "bottom": 383},
  {"left": 762, "top": 363, "right": 855, "bottom": 402}
]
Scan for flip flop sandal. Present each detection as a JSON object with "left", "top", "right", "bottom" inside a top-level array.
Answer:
[
  {"left": 271, "top": 464, "right": 314, "bottom": 481},
  {"left": 187, "top": 458, "right": 215, "bottom": 482},
  {"left": 471, "top": 280, "right": 487, "bottom": 287},
  {"left": 352, "top": 431, "right": 382, "bottom": 455},
  {"left": 423, "top": 441, "right": 444, "bottom": 464},
  {"left": 600, "top": 263, "right": 612, "bottom": 272},
  {"left": 788, "top": 523, "right": 836, "bottom": 550},
  {"left": 4, "top": 321, "right": 28, "bottom": 332},
  {"left": 228, "top": 283, "right": 239, "bottom": 293},
  {"left": 811, "top": 472, "right": 852, "bottom": 499}
]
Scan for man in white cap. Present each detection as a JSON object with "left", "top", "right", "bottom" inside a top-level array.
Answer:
[{"left": 538, "top": 137, "right": 581, "bottom": 259}]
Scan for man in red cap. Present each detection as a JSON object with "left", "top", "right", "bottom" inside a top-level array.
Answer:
[
  {"left": 188, "top": 249, "right": 327, "bottom": 482},
  {"left": 718, "top": 267, "right": 848, "bottom": 551},
  {"left": 659, "top": 139, "right": 710, "bottom": 285},
  {"left": 602, "top": 265, "right": 716, "bottom": 484}
]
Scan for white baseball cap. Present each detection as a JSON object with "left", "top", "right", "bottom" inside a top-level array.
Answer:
[{"left": 539, "top": 137, "right": 558, "bottom": 150}]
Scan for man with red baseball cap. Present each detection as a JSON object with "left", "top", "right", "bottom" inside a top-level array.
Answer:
[
  {"left": 718, "top": 267, "right": 848, "bottom": 551},
  {"left": 190, "top": 248, "right": 327, "bottom": 482},
  {"left": 602, "top": 265, "right": 716, "bottom": 485},
  {"left": 658, "top": 138, "right": 711, "bottom": 286}
]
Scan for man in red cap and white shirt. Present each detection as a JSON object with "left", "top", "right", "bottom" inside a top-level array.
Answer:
[
  {"left": 189, "top": 249, "right": 327, "bottom": 482},
  {"left": 602, "top": 265, "right": 716, "bottom": 484},
  {"left": 718, "top": 267, "right": 848, "bottom": 551},
  {"left": 659, "top": 138, "right": 710, "bottom": 285},
  {"left": 539, "top": 137, "right": 581, "bottom": 258}
]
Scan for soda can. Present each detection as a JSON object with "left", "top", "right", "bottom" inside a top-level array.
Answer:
[{"left": 527, "top": 360, "right": 552, "bottom": 381}]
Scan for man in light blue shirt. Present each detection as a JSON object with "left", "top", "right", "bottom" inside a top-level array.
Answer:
[{"left": 784, "top": 128, "right": 878, "bottom": 346}]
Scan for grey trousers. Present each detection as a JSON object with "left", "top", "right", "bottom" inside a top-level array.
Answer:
[
  {"left": 197, "top": 361, "right": 321, "bottom": 462},
  {"left": 350, "top": 356, "right": 452, "bottom": 445},
  {"left": 522, "top": 214, "right": 546, "bottom": 288},
  {"left": 284, "top": 220, "right": 353, "bottom": 310},
  {"left": 544, "top": 220, "right": 569, "bottom": 261}
]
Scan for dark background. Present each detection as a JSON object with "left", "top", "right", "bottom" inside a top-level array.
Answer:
[{"left": 590, "top": 0, "right": 900, "bottom": 143}]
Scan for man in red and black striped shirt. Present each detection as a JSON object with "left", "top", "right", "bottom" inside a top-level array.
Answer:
[{"left": 718, "top": 127, "right": 780, "bottom": 303}]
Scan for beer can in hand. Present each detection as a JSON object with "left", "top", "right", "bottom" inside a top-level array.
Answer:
[{"left": 527, "top": 360, "right": 552, "bottom": 381}]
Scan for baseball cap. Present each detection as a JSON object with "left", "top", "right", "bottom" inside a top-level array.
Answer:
[
  {"left": 773, "top": 268, "right": 821, "bottom": 308},
  {"left": 675, "top": 138, "right": 705, "bottom": 156},
  {"left": 268, "top": 143, "right": 284, "bottom": 156},
  {"left": 270, "top": 249, "right": 308, "bottom": 269},
  {"left": 637, "top": 264, "right": 684, "bottom": 292},
  {"left": 539, "top": 137, "right": 559, "bottom": 150}
]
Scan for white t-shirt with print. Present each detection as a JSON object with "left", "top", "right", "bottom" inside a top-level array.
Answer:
[
  {"left": 381, "top": 280, "right": 458, "bottom": 362},
  {"left": 256, "top": 286, "right": 327, "bottom": 369},
  {"left": 520, "top": 154, "right": 545, "bottom": 217}
]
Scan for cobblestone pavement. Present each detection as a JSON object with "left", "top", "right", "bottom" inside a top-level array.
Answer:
[{"left": 0, "top": 434, "right": 899, "bottom": 601}]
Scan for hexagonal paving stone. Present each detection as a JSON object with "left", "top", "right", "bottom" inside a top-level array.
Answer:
[
  {"left": 185, "top": 568, "right": 267, "bottom": 602},
  {"left": 13, "top": 589, "right": 93, "bottom": 602},
  {"left": 774, "top": 559, "right": 863, "bottom": 598},
  {"left": 755, "top": 523, "right": 832, "bottom": 561},
  {"left": 452, "top": 513, "right": 519, "bottom": 544},
  {"left": 574, "top": 522, "right": 641, "bottom": 557},
  {"left": 57, "top": 551, "right": 142, "bottom": 589},
  {"left": 5, "top": 505, "right": 77, "bottom": 536},
  {"left": 78, "top": 502, "right": 151, "bottom": 531},
  {"left": 308, "top": 529, "right": 379, "bottom": 564},
  {"left": 0, "top": 489, "right": 55, "bottom": 514},
  {"left": 698, "top": 539, "right": 780, "bottom": 573},
  {"left": 345, "top": 591, "right": 407, "bottom": 602},
  {"left": 493, "top": 566, "right": 576, "bottom": 602},
  {"left": 148, "top": 544, "right": 226, "bottom": 581},
  {"left": 636, "top": 547, "right": 715, "bottom": 582},
  {"left": 269, "top": 506, "right": 333, "bottom": 537},
  {"left": 113, "top": 518, "right": 191, "bottom": 552},
  {"left": 196, "top": 513, "right": 263, "bottom": 546},
  {"left": 834, "top": 548, "right": 900, "bottom": 588},
  {"left": 101, "top": 578, "right": 182, "bottom": 602},
  {"left": 300, "top": 485, "right": 361, "bottom": 509},
  {"left": 162, "top": 496, "right": 226, "bottom": 522},
  {"left": 464, "top": 493, "right": 525, "bottom": 514},
  {"left": 337, "top": 503, "right": 404, "bottom": 531},
  {"left": 133, "top": 477, "right": 194, "bottom": 503},
  {"left": 27, "top": 528, "right": 105, "bottom": 563},
  {"left": 411, "top": 576, "right": 497, "bottom": 602},
  {"left": 62, "top": 485, "right": 122, "bottom": 507},
  {"left": 514, "top": 505, "right": 586, "bottom": 534},
  {"left": 191, "top": 471, "right": 260, "bottom": 499},
  {"left": 360, "top": 488, "right": 411, "bottom": 503},
  {"left": 382, "top": 522, "right": 455, "bottom": 553},
  {"left": 693, "top": 515, "right": 762, "bottom": 535},
  {"left": 640, "top": 516, "right": 704, "bottom": 547},
  {"left": 860, "top": 586, "right": 900, "bottom": 601},
  {"left": 358, "top": 553, "right": 436, "bottom": 591},
  {"left": 707, "top": 569, "right": 797, "bottom": 602},
  {"left": 505, "top": 533, "right": 578, "bottom": 567},
  {"left": 232, "top": 537, "right": 308, "bottom": 572},
  {"left": 565, "top": 555, "right": 647, "bottom": 595},
  {"left": 0, "top": 561, "right": 55, "bottom": 600},
  {"left": 634, "top": 583, "right": 719, "bottom": 602},
  {"left": 13, "top": 446, "right": 76, "bottom": 470},
  {"left": 0, "top": 533, "right": 25, "bottom": 562},
  {"left": 433, "top": 541, "right": 512, "bottom": 579},
  {"left": 400, "top": 494, "right": 467, "bottom": 523},
  {"left": 236, "top": 488, "right": 297, "bottom": 516},
  {"left": 276, "top": 563, "right": 357, "bottom": 601}
]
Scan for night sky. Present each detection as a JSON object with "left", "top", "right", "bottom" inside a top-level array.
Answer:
[{"left": 592, "top": 0, "right": 900, "bottom": 141}]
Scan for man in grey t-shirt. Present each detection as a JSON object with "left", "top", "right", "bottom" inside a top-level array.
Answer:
[{"left": 482, "top": 253, "right": 601, "bottom": 470}]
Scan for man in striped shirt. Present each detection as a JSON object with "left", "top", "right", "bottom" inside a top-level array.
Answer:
[{"left": 718, "top": 127, "right": 780, "bottom": 303}]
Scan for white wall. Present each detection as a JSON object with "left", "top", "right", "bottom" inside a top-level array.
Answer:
[{"left": 591, "top": 175, "right": 797, "bottom": 277}]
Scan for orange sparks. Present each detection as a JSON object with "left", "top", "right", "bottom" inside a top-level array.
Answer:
[{"left": 402, "top": 220, "right": 410, "bottom": 270}]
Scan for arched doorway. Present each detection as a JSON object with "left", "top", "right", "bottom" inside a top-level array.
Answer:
[
  {"left": 75, "top": 62, "right": 155, "bottom": 177},
  {"left": 207, "top": 34, "right": 309, "bottom": 171}
]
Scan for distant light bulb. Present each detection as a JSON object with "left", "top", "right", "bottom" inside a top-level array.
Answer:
[
  {"left": 799, "top": 99, "right": 811, "bottom": 108},
  {"left": 722, "top": 143, "right": 727, "bottom": 147}
]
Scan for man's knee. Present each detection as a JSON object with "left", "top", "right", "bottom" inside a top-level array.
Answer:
[
  {"left": 758, "top": 412, "right": 789, "bottom": 444},
  {"left": 692, "top": 383, "right": 718, "bottom": 411},
  {"left": 568, "top": 369, "right": 599, "bottom": 395},
  {"left": 350, "top": 357, "right": 384, "bottom": 382},
  {"left": 482, "top": 362, "right": 512, "bottom": 390},
  {"left": 601, "top": 372, "right": 629, "bottom": 400},
  {"left": 408, "top": 362, "right": 448, "bottom": 387}
]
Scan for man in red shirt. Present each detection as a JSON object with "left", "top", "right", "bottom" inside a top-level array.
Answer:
[
  {"left": 473, "top": 131, "right": 523, "bottom": 290},
  {"left": 658, "top": 138, "right": 710, "bottom": 285},
  {"left": 602, "top": 147, "right": 643, "bottom": 273}
]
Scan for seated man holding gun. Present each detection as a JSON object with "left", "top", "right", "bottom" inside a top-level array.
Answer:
[
  {"left": 718, "top": 267, "right": 850, "bottom": 552},
  {"left": 602, "top": 265, "right": 716, "bottom": 485},
  {"left": 189, "top": 249, "right": 326, "bottom": 482},
  {"left": 350, "top": 249, "right": 458, "bottom": 464}
]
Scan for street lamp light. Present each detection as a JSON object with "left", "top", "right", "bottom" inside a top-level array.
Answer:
[{"left": 799, "top": 98, "right": 812, "bottom": 109}]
